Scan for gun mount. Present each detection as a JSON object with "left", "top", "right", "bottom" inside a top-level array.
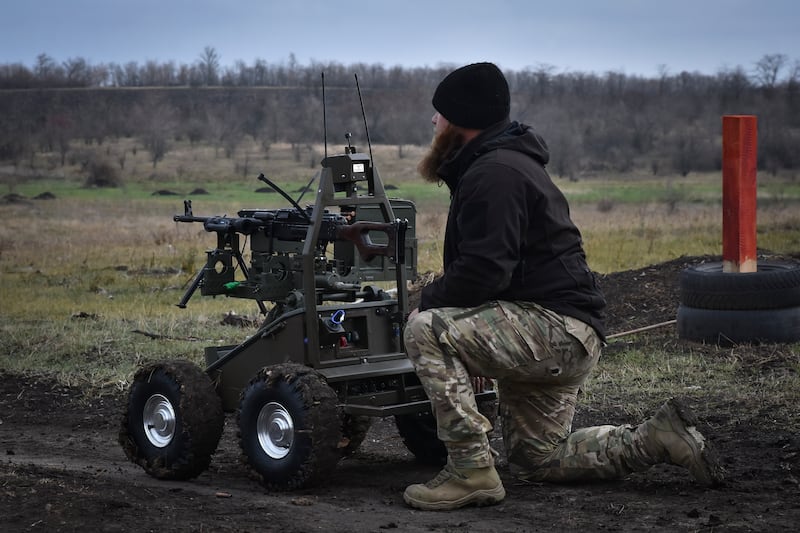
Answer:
[{"left": 174, "top": 150, "right": 417, "bottom": 313}]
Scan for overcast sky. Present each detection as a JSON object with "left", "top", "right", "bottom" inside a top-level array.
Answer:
[{"left": 1, "top": 0, "right": 797, "bottom": 78}]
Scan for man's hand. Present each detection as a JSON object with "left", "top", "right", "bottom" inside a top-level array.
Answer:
[{"left": 471, "top": 376, "right": 491, "bottom": 393}]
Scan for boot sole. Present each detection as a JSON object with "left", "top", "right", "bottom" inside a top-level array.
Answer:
[
  {"left": 668, "top": 397, "right": 725, "bottom": 486},
  {"left": 403, "top": 485, "right": 506, "bottom": 511}
]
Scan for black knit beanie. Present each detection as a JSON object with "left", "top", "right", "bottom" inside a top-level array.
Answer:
[{"left": 432, "top": 62, "right": 510, "bottom": 129}]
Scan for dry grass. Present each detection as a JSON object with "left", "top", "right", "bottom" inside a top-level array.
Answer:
[
  {"left": 574, "top": 201, "right": 800, "bottom": 273},
  {"left": 1, "top": 140, "right": 799, "bottom": 391}
]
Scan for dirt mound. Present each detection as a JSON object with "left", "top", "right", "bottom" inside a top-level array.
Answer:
[
  {"left": 599, "top": 254, "right": 704, "bottom": 334},
  {"left": 0, "top": 193, "right": 30, "bottom": 205}
]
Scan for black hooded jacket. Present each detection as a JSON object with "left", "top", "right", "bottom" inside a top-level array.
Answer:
[{"left": 419, "top": 119, "right": 606, "bottom": 340}]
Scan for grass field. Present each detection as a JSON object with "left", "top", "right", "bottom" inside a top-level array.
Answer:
[{"left": 1, "top": 139, "right": 799, "bottom": 392}]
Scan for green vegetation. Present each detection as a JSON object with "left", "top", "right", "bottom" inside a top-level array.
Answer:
[
  {"left": 1, "top": 143, "right": 799, "bottom": 416},
  {"left": 584, "top": 337, "right": 800, "bottom": 430}
]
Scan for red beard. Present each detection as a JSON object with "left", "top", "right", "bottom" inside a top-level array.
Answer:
[{"left": 416, "top": 125, "right": 466, "bottom": 183}]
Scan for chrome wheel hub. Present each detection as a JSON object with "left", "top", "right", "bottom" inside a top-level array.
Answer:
[
  {"left": 257, "top": 402, "right": 294, "bottom": 459},
  {"left": 142, "top": 393, "right": 176, "bottom": 448}
]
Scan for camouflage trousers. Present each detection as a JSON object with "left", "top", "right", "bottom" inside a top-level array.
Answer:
[{"left": 404, "top": 301, "right": 658, "bottom": 482}]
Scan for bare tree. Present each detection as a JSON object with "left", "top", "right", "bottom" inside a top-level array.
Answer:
[
  {"left": 144, "top": 133, "right": 168, "bottom": 168},
  {"left": 34, "top": 53, "right": 59, "bottom": 85},
  {"left": 753, "top": 53, "right": 787, "bottom": 92},
  {"left": 789, "top": 59, "right": 800, "bottom": 85},
  {"left": 533, "top": 63, "right": 556, "bottom": 98},
  {"left": 672, "top": 131, "right": 699, "bottom": 177},
  {"left": 787, "top": 59, "right": 800, "bottom": 112},
  {"left": 119, "top": 61, "right": 140, "bottom": 86},
  {"left": 717, "top": 66, "right": 751, "bottom": 105},
  {"left": 136, "top": 97, "right": 176, "bottom": 168},
  {"left": 62, "top": 57, "right": 91, "bottom": 86},
  {"left": 657, "top": 64, "right": 670, "bottom": 95},
  {"left": 198, "top": 46, "right": 220, "bottom": 86}
]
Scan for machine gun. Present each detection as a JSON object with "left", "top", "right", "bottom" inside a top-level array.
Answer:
[{"left": 174, "top": 165, "right": 413, "bottom": 313}]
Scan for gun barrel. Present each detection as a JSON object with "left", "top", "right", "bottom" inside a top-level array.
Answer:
[
  {"left": 173, "top": 214, "right": 208, "bottom": 223},
  {"left": 203, "top": 217, "right": 263, "bottom": 234},
  {"left": 173, "top": 213, "right": 266, "bottom": 235}
]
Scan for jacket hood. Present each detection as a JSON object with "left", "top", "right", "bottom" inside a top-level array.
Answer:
[
  {"left": 437, "top": 120, "right": 550, "bottom": 189},
  {"left": 476, "top": 120, "right": 550, "bottom": 165}
]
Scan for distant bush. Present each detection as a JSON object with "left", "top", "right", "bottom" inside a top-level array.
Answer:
[
  {"left": 597, "top": 197, "right": 615, "bottom": 213},
  {"left": 662, "top": 182, "right": 687, "bottom": 214},
  {"left": 85, "top": 160, "right": 121, "bottom": 188}
]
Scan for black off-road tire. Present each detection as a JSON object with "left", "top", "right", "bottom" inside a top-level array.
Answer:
[
  {"left": 237, "top": 363, "right": 342, "bottom": 491},
  {"left": 680, "top": 260, "right": 800, "bottom": 310},
  {"left": 677, "top": 304, "right": 800, "bottom": 345},
  {"left": 119, "top": 359, "right": 224, "bottom": 480},
  {"left": 394, "top": 410, "right": 447, "bottom": 466},
  {"left": 395, "top": 396, "right": 499, "bottom": 466},
  {"left": 340, "top": 414, "right": 373, "bottom": 457}
]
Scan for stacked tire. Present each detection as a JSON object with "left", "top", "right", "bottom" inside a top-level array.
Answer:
[{"left": 677, "top": 260, "right": 800, "bottom": 345}]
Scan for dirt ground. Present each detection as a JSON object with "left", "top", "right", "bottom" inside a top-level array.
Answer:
[{"left": 3, "top": 255, "right": 800, "bottom": 532}]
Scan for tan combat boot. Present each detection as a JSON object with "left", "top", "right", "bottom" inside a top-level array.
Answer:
[
  {"left": 637, "top": 397, "right": 724, "bottom": 486},
  {"left": 403, "top": 463, "right": 506, "bottom": 511}
]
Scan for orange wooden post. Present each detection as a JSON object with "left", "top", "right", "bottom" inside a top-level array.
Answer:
[{"left": 722, "top": 115, "right": 758, "bottom": 273}]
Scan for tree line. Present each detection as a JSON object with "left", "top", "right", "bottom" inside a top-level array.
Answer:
[{"left": 1, "top": 49, "right": 798, "bottom": 179}]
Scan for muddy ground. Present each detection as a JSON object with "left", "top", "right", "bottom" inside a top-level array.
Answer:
[{"left": 2, "top": 255, "right": 800, "bottom": 532}]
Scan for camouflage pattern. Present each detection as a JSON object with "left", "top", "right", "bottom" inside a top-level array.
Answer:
[{"left": 404, "top": 300, "right": 664, "bottom": 480}]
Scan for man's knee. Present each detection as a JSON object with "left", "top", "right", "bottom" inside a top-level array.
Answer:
[{"left": 505, "top": 432, "right": 560, "bottom": 469}]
